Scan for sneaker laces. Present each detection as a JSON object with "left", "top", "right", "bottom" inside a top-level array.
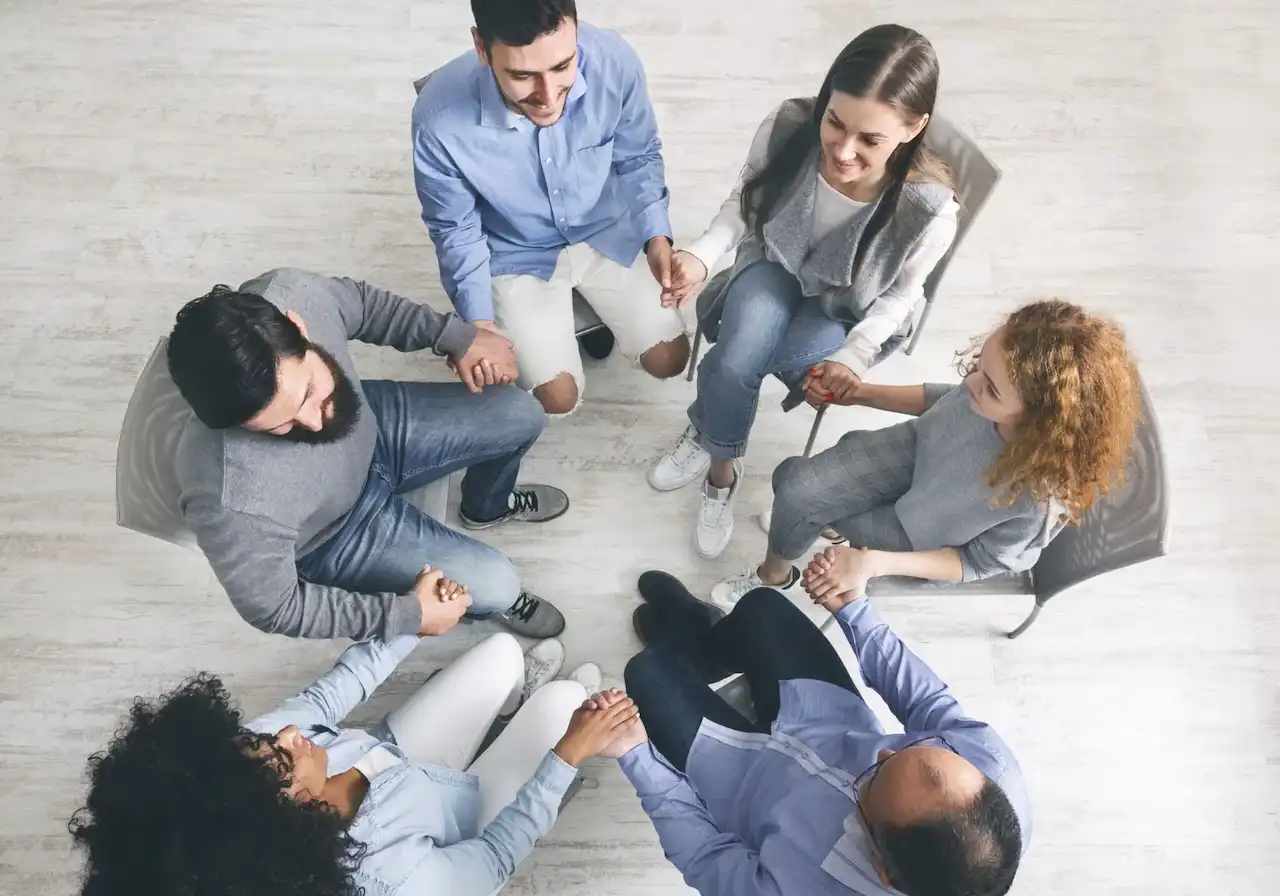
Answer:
[
  {"left": 511, "top": 489, "right": 540, "bottom": 516},
  {"left": 724, "top": 568, "right": 763, "bottom": 603},
  {"left": 505, "top": 591, "right": 539, "bottom": 623},
  {"left": 669, "top": 426, "right": 704, "bottom": 469}
]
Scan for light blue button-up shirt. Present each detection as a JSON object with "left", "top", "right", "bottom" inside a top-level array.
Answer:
[
  {"left": 618, "top": 599, "right": 1033, "bottom": 895},
  {"left": 248, "top": 636, "right": 575, "bottom": 896},
  {"left": 411, "top": 22, "right": 671, "bottom": 322}
]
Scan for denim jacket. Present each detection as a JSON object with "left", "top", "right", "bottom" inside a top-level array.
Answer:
[{"left": 248, "top": 636, "right": 575, "bottom": 896}]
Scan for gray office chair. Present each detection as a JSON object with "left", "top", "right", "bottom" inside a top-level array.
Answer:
[
  {"left": 413, "top": 68, "right": 609, "bottom": 347},
  {"left": 686, "top": 113, "right": 1003, "bottom": 454},
  {"left": 115, "top": 339, "right": 451, "bottom": 549}
]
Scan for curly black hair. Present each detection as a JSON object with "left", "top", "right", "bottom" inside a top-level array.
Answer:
[{"left": 68, "top": 674, "right": 366, "bottom": 896}]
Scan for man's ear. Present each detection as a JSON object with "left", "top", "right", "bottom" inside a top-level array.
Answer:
[
  {"left": 285, "top": 310, "right": 309, "bottom": 340},
  {"left": 472, "top": 26, "right": 488, "bottom": 66}
]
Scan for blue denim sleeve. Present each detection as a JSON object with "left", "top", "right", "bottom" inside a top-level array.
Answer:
[
  {"left": 412, "top": 124, "right": 495, "bottom": 322},
  {"left": 397, "top": 750, "right": 576, "bottom": 895},
  {"left": 609, "top": 39, "right": 671, "bottom": 245},
  {"left": 247, "top": 635, "right": 421, "bottom": 734},
  {"left": 618, "top": 744, "right": 787, "bottom": 896}
]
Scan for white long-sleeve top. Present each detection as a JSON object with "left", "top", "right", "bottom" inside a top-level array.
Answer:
[{"left": 685, "top": 105, "right": 959, "bottom": 376}]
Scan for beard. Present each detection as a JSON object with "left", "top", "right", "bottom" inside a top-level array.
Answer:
[{"left": 279, "top": 344, "right": 362, "bottom": 445}]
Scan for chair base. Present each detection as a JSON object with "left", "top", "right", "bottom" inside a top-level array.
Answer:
[{"left": 1006, "top": 601, "right": 1044, "bottom": 639}]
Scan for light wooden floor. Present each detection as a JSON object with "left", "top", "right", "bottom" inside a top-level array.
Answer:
[{"left": 2, "top": 1, "right": 1278, "bottom": 893}]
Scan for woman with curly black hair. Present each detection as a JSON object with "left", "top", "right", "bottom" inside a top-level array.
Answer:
[{"left": 70, "top": 571, "right": 639, "bottom": 896}]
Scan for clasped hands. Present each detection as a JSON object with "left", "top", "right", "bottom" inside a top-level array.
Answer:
[
  {"left": 553, "top": 689, "right": 649, "bottom": 767},
  {"left": 801, "top": 545, "right": 877, "bottom": 613}
]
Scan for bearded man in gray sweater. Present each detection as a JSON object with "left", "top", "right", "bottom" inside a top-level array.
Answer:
[{"left": 166, "top": 267, "right": 568, "bottom": 641}]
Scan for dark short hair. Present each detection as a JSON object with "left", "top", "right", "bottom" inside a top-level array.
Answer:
[
  {"left": 68, "top": 675, "right": 365, "bottom": 896},
  {"left": 877, "top": 780, "right": 1023, "bottom": 896},
  {"left": 471, "top": 0, "right": 577, "bottom": 53},
  {"left": 167, "top": 285, "right": 307, "bottom": 429}
]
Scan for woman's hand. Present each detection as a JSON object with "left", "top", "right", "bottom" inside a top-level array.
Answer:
[
  {"left": 582, "top": 689, "right": 650, "bottom": 759},
  {"left": 802, "top": 546, "right": 878, "bottom": 610},
  {"left": 553, "top": 692, "right": 643, "bottom": 767},
  {"left": 803, "top": 361, "right": 862, "bottom": 407},
  {"left": 660, "top": 249, "right": 709, "bottom": 308}
]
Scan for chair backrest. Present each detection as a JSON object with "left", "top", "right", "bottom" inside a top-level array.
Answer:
[
  {"left": 920, "top": 115, "right": 1002, "bottom": 302},
  {"left": 1032, "top": 378, "right": 1171, "bottom": 602},
  {"left": 115, "top": 338, "right": 200, "bottom": 550}
]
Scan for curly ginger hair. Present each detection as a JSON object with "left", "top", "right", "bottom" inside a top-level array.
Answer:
[{"left": 967, "top": 300, "right": 1141, "bottom": 521}]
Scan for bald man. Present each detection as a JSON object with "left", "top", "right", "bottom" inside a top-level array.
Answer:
[{"left": 611, "top": 573, "right": 1031, "bottom": 896}]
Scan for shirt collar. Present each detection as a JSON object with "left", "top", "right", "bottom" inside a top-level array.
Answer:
[{"left": 476, "top": 43, "right": 589, "bottom": 130}]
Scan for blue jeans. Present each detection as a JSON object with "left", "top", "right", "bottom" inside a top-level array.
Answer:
[
  {"left": 689, "top": 261, "right": 850, "bottom": 460},
  {"left": 297, "top": 380, "right": 546, "bottom": 619}
]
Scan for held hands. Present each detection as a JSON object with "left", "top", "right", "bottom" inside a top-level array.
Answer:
[
  {"left": 413, "top": 566, "right": 472, "bottom": 636},
  {"left": 803, "top": 361, "right": 862, "bottom": 408},
  {"left": 802, "top": 546, "right": 875, "bottom": 613},
  {"left": 449, "top": 321, "right": 518, "bottom": 394},
  {"left": 661, "top": 250, "right": 708, "bottom": 308},
  {"left": 554, "top": 689, "right": 646, "bottom": 767}
]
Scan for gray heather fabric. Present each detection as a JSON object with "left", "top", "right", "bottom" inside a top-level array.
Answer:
[
  {"left": 173, "top": 268, "right": 476, "bottom": 640},
  {"left": 769, "top": 384, "right": 1067, "bottom": 581},
  {"left": 696, "top": 97, "right": 953, "bottom": 343}
]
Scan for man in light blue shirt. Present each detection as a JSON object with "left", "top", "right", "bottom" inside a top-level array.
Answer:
[
  {"left": 412, "top": 0, "right": 691, "bottom": 415},
  {"left": 609, "top": 573, "right": 1031, "bottom": 896}
]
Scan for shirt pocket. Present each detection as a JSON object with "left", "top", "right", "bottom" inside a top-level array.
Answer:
[{"left": 569, "top": 138, "right": 615, "bottom": 218}]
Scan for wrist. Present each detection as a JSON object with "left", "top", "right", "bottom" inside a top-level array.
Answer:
[
  {"left": 553, "top": 737, "right": 586, "bottom": 768},
  {"left": 865, "top": 549, "right": 894, "bottom": 578}
]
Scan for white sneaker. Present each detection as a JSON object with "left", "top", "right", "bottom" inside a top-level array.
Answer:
[
  {"left": 649, "top": 424, "right": 711, "bottom": 491},
  {"left": 695, "top": 459, "right": 743, "bottom": 559},
  {"left": 521, "top": 638, "right": 566, "bottom": 703},
  {"left": 709, "top": 565, "right": 801, "bottom": 612},
  {"left": 567, "top": 662, "right": 603, "bottom": 694}
]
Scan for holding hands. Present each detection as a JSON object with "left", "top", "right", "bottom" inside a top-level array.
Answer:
[
  {"left": 449, "top": 320, "right": 519, "bottom": 393},
  {"left": 803, "top": 361, "right": 862, "bottom": 407},
  {"left": 554, "top": 689, "right": 647, "bottom": 766},
  {"left": 659, "top": 250, "right": 708, "bottom": 308},
  {"left": 802, "top": 545, "right": 874, "bottom": 613},
  {"left": 413, "top": 566, "right": 472, "bottom": 636}
]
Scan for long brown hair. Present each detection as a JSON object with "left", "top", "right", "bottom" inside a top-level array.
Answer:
[
  {"left": 740, "top": 24, "right": 952, "bottom": 270},
  {"left": 964, "top": 301, "right": 1141, "bottom": 520}
]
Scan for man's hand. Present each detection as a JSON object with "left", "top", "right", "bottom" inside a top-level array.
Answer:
[
  {"left": 450, "top": 324, "right": 518, "bottom": 394},
  {"left": 583, "top": 689, "right": 650, "bottom": 758},
  {"left": 646, "top": 237, "right": 675, "bottom": 299},
  {"left": 802, "top": 546, "right": 875, "bottom": 612},
  {"left": 803, "top": 361, "right": 863, "bottom": 407},
  {"left": 660, "top": 249, "right": 708, "bottom": 308},
  {"left": 413, "top": 566, "right": 471, "bottom": 636},
  {"left": 553, "top": 692, "right": 643, "bottom": 767}
]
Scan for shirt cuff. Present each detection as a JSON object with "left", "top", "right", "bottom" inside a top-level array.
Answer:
[
  {"left": 634, "top": 203, "right": 673, "bottom": 248},
  {"left": 826, "top": 343, "right": 874, "bottom": 378},
  {"left": 684, "top": 230, "right": 732, "bottom": 276},
  {"left": 618, "top": 742, "right": 685, "bottom": 795},
  {"left": 386, "top": 592, "right": 422, "bottom": 639},
  {"left": 453, "top": 281, "right": 494, "bottom": 323},
  {"left": 533, "top": 750, "right": 579, "bottom": 796},
  {"left": 922, "top": 382, "right": 955, "bottom": 410},
  {"left": 432, "top": 313, "right": 477, "bottom": 357}
]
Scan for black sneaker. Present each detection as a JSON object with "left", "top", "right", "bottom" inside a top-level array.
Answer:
[
  {"left": 499, "top": 590, "right": 566, "bottom": 639},
  {"left": 632, "top": 605, "right": 731, "bottom": 683},
  {"left": 579, "top": 326, "right": 615, "bottom": 360},
  {"left": 459, "top": 484, "right": 570, "bottom": 530},
  {"left": 638, "top": 570, "right": 726, "bottom": 627}
]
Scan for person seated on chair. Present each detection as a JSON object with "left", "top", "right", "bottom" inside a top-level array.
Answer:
[
  {"left": 166, "top": 267, "right": 569, "bottom": 641},
  {"left": 649, "top": 24, "right": 959, "bottom": 560},
  {"left": 411, "top": 0, "right": 691, "bottom": 416},
  {"left": 605, "top": 571, "right": 1029, "bottom": 896},
  {"left": 68, "top": 574, "right": 638, "bottom": 896},
  {"left": 709, "top": 299, "right": 1141, "bottom": 609}
]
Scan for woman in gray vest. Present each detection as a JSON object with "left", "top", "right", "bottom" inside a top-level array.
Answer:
[{"left": 647, "top": 24, "right": 958, "bottom": 559}]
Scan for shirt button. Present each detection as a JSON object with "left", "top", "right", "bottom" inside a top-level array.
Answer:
[
  {"left": 544, "top": 157, "right": 551, "bottom": 163},
  {"left": 553, "top": 189, "right": 560, "bottom": 195}
]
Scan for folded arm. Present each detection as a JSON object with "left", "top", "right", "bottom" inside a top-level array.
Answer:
[
  {"left": 413, "top": 126, "right": 495, "bottom": 322},
  {"left": 827, "top": 207, "right": 957, "bottom": 376},
  {"left": 184, "top": 499, "right": 421, "bottom": 641},
  {"left": 618, "top": 744, "right": 786, "bottom": 896},
  {"left": 399, "top": 751, "right": 576, "bottom": 896}
]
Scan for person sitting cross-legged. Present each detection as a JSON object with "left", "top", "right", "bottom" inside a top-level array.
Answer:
[
  {"left": 166, "top": 266, "right": 567, "bottom": 640},
  {"left": 610, "top": 571, "right": 1030, "bottom": 896},
  {"left": 68, "top": 578, "right": 632, "bottom": 896}
]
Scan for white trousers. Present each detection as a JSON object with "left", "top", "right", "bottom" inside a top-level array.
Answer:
[{"left": 385, "top": 633, "right": 586, "bottom": 825}]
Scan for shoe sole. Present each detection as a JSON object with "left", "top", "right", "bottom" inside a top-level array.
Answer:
[
  {"left": 631, "top": 605, "right": 649, "bottom": 645},
  {"left": 458, "top": 500, "right": 571, "bottom": 531},
  {"left": 647, "top": 454, "right": 711, "bottom": 492}
]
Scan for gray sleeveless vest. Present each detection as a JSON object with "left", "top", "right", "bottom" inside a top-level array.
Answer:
[{"left": 696, "top": 97, "right": 953, "bottom": 347}]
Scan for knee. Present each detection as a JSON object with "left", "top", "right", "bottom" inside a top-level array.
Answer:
[
  {"left": 734, "top": 586, "right": 793, "bottom": 620},
  {"left": 533, "top": 372, "right": 580, "bottom": 416},
  {"left": 771, "top": 455, "right": 807, "bottom": 501},
  {"left": 499, "top": 386, "right": 548, "bottom": 440},
  {"left": 526, "top": 679, "right": 589, "bottom": 717},
  {"left": 476, "top": 633, "right": 525, "bottom": 683},
  {"left": 640, "top": 335, "right": 691, "bottom": 379},
  {"left": 702, "top": 337, "right": 766, "bottom": 385},
  {"left": 624, "top": 647, "right": 672, "bottom": 703}
]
